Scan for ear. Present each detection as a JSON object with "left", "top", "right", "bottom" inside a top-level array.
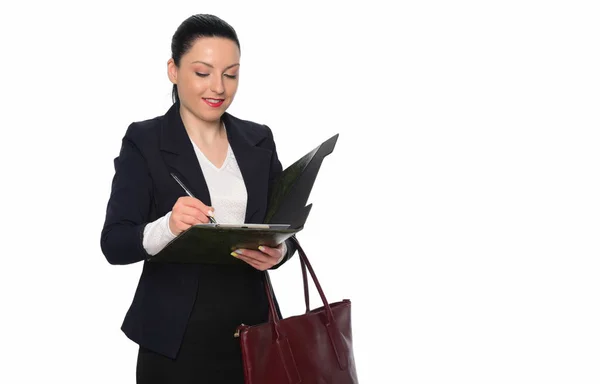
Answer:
[{"left": 167, "top": 58, "right": 178, "bottom": 85}]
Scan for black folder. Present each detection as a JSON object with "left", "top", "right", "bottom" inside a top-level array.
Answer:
[{"left": 148, "top": 133, "right": 339, "bottom": 265}]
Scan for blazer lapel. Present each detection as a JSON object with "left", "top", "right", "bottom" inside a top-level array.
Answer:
[
  {"left": 222, "top": 113, "right": 272, "bottom": 223},
  {"left": 159, "top": 103, "right": 272, "bottom": 223},
  {"left": 159, "top": 103, "right": 212, "bottom": 207}
]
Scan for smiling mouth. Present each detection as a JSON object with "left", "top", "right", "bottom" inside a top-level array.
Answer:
[{"left": 203, "top": 98, "right": 225, "bottom": 107}]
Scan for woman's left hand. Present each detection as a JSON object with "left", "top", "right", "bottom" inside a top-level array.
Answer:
[{"left": 231, "top": 242, "right": 287, "bottom": 271}]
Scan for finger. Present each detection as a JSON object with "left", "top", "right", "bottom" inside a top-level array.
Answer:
[
  {"left": 180, "top": 197, "right": 214, "bottom": 217},
  {"left": 236, "top": 249, "right": 280, "bottom": 267},
  {"left": 180, "top": 206, "right": 209, "bottom": 222},
  {"left": 256, "top": 245, "right": 281, "bottom": 258},
  {"left": 178, "top": 213, "right": 208, "bottom": 225},
  {"left": 233, "top": 249, "right": 272, "bottom": 264},
  {"left": 174, "top": 223, "right": 191, "bottom": 233},
  {"left": 235, "top": 254, "right": 268, "bottom": 271}
]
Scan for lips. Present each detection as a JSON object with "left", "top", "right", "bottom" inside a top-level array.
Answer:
[{"left": 203, "top": 98, "right": 224, "bottom": 108}]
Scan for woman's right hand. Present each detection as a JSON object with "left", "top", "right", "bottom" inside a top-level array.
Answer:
[{"left": 168, "top": 196, "right": 214, "bottom": 235}]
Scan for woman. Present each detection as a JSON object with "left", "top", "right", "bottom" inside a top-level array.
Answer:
[{"left": 100, "top": 14, "right": 296, "bottom": 383}]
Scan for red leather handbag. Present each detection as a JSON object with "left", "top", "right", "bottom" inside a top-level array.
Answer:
[{"left": 235, "top": 237, "right": 359, "bottom": 383}]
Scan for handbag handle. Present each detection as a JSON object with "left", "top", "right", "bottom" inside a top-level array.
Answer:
[
  {"left": 262, "top": 236, "right": 349, "bottom": 371},
  {"left": 264, "top": 236, "right": 333, "bottom": 324},
  {"left": 267, "top": 237, "right": 309, "bottom": 320},
  {"left": 301, "top": 249, "right": 310, "bottom": 313}
]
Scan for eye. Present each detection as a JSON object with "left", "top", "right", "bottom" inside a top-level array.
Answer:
[
  {"left": 224, "top": 74, "right": 237, "bottom": 79},
  {"left": 195, "top": 72, "right": 209, "bottom": 77}
]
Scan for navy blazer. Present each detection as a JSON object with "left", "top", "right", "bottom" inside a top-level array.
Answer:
[{"left": 100, "top": 102, "right": 296, "bottom": 359}]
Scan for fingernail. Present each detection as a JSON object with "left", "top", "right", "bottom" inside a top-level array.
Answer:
[
  {"left": 258, "top": 246, "right": 265, "bottom": 252},
  {"left": 208, "top": 210, "right": 214, "bottom": 217},
  {"left": 230, "top": 252, "right": 238, "bottom": 258}
]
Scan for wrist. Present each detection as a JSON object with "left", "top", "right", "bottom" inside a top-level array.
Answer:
[{"left": 165, "top": 211, "right": 177, "bottom": 237}]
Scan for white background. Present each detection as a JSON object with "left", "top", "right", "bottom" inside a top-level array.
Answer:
[{"left": 1, "top": 1, "right": 599, "bottom": 383}]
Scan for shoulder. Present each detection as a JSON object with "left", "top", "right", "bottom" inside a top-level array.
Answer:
[
  {"left": 224, "top": 112, "right": 276, "bottom": 146},
  {"left": 122, "top": 113, "right": 164, "bottom": 150},
  {"left": 124, "top": 113, "right": 163, "bottom": 140}
]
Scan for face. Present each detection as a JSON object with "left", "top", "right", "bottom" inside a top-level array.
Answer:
[{"left": 168, "top": 37, "right": 240, "bottom": 123}]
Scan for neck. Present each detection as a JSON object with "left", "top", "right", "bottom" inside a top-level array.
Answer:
[{"left": 179, "top": 104, "right": 225, "bottom": 145}]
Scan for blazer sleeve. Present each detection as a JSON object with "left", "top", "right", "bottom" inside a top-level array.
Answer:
[
  {"left": 264, "top": 125, "right": 297, "bottom": 270},
  {"left": 100, "top": 126, "right": 153, "bottom": 265}
]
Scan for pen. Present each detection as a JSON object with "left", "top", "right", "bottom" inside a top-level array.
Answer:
[{"left": 170, "top": 172, "right": 217, "bottom": 224}]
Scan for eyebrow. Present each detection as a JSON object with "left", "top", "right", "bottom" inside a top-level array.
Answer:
[{"left": 191, "top": 61, "right": 240, "bottom": 70}]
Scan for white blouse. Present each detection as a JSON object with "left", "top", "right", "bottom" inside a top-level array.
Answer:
[{"left": 142, "top": 128, "right": 248, "bottom": 256}]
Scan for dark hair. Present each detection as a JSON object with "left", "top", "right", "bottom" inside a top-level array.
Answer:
[{"left": 170, "top": 14, "right": 241, "bottom": 103}]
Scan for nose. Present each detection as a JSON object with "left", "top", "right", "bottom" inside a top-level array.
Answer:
[{"left": 210, "top": 75, "right": 225, "bottom": 95}]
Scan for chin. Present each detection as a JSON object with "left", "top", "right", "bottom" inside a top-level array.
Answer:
[
  {"left": 199, "top": 108, "right": 227, "bottom": 122},
  {"left": 183, "top": 103, "right": 225, "bottom": 123}
]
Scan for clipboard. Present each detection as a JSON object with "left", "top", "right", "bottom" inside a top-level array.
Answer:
[
  {"left": 149, "top": 133, "right": 338, "bottom": 265},
  {"left": 147, "top": 222, "right": 303, "bottom": 265}
]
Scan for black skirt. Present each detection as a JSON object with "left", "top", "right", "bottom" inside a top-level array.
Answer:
[{"left": 136, "top": 264, "right": 270, "bottom": 384}]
